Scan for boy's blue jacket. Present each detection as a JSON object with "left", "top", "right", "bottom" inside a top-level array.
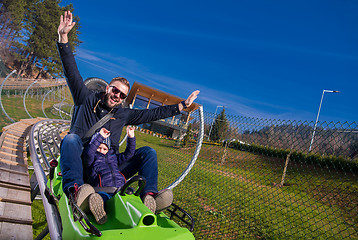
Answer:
[{"left": 83, "top": 133, "right": 136, "bottom": 188}]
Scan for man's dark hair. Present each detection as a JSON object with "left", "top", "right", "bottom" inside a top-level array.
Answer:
[{"left": 110, "top": 77, "right": 130, "bottom": 90}]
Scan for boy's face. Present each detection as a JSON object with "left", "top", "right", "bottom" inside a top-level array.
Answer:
[{"left": 97, "top": 143, "right": 109, "bottom": 155}]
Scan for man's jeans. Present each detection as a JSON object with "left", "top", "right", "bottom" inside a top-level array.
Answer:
[{"left": 60, "top": 134, "right": 158, "bottom": 197}]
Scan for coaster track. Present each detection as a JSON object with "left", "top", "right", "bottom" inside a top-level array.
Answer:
[{"left": 29, "top": 119, "right": 70, "bottom": 239}]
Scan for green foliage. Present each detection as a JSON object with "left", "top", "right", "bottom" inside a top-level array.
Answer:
[
  {"left": 1, "top": 0, "right": 27, "bottom": 34},
  {"left": 182, "top": 123, "right": 192, "bottom": 147},
  {"left": 230, "top": 140, "right": 358, "bottom": 172},
  {"left": 210, "top": 108, "right": 228, "bottom": 142},
  {"left": 0, "top": 0, "right": 81, "bottom": 78}
]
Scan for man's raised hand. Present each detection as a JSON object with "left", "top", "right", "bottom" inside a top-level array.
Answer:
[
  {"left": 179, "top": 90, "right": 200, "bottom": 111},
  {"left": 58, "top": 11, "right": 76, "bottom": 43},
  {"left": 185, "top": 90, "right": 200, "bottom": 107}
]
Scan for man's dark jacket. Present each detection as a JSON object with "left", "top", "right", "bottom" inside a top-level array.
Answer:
[{"left": 57, "top": 43, "right": 181, "bottom": 152}]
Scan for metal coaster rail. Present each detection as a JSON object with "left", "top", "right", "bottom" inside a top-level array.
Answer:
[{"left": 29, "top": 119, "right": 70, "bottom": 240}]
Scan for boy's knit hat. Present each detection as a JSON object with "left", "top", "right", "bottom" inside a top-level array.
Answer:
[{"left": 91, "top": 132, "right": 111, "bottom": 149}]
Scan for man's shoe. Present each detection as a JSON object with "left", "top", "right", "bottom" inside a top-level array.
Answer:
[
  {"left": 142, "top": 193, "right": 156, "bottom": 214},
  {"left": 154, "top": 189, "right": 173, "bottom": 214},
  {"left": 88, "top": 193, "right": 107, "bottom": 224},
  {"left": 74, "top": 184, "right": 95, "bottom": 212}
]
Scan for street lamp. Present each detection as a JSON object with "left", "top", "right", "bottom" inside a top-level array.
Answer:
[
  {"left": 208, "top": 105, "right": 224, "bottom": 141},
  {"left": 308, "top": 89, "right": 340, "bottom": 152}
]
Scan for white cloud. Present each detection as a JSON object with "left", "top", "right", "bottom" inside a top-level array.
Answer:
[
  {"left": 76, "top": 49, "right": 102, "bottom": 61},
  {"left": 109, "top": 22, "right": 358, "bottom": 60},
  {"left": 75, "top": 47, "right": 315, "bottom": 121}
]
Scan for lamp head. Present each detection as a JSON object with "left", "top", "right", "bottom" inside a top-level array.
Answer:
[{"left": 324, "top": 90, "right": 340, "bottom": 93}]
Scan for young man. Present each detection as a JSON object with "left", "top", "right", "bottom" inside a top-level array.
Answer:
[{"left": 57, "top": 11, "right": 200, "bottom": 215}]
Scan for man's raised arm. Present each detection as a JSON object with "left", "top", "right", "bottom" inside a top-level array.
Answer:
[{"left": 57, "top": 11, "right": 89, "bottom": 105}]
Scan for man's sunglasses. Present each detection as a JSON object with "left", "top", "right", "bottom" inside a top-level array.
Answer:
[{"left": 109, "top": 85, "right": 127, "bottom": 99}]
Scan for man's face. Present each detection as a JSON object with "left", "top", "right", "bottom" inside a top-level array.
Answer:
[{"left": 105, "top": 81, "right": 129, "bottom": 108}]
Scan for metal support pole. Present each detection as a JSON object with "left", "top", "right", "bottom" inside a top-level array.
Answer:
[
  {"left": 0, "top": 70, "right": 16, "bottom": 123},
  {"left": 42, "top": 89, "right": 54, "bottom": 118},
  {"left": 24, "top": 80, "right": 38, "bottom": 119}
]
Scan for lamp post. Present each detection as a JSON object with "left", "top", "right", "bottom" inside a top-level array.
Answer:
[
  {"left": 308, "top": 89, "right": 340, "bottom": 152},
  {"left": 208, "top": 105, "right": 224, "bottom": 141}
]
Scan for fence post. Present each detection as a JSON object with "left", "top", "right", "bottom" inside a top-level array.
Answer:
[{"left": 280, "top": 151, "right": 291, "bottom": 187}]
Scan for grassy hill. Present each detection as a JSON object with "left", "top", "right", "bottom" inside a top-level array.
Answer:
[{"left": 0, "top": 91, "right": 72, "bottom": 130}]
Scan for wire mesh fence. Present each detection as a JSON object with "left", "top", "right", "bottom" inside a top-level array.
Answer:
[{"left": 155, "top": 109, "right": 357, "bottom": 239}]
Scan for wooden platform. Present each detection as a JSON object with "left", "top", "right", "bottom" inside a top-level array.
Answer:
[{"left": 0, "top": 118, "right": 45, "bottom": 240}]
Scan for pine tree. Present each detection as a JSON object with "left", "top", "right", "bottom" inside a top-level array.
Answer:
[
  {"left": 0, "top": 0, "right": 27, "bottom": 42},
  {"left": 210, "top": 108, "right": 229, "bottom": 142},
  {"left": 0, "top": 0, "right": 27, "bottom": 60},
  {"left": 1, "top": 0, "right": 81, "bottom": 77},
  {"left": 182, "top": 123, "right": 192, "bottom": 147}
]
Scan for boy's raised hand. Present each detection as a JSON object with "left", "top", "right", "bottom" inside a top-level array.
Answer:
[
  {"left": 99, "top": 128, "right": 111, "bottom": 138},
  {"left": 127, "top": 126, "right": 135, "bottom": 138}
]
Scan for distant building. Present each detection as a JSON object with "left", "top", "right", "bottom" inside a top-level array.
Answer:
[{"left": 124, "top": 82, "right": 199, "bottom": 139}]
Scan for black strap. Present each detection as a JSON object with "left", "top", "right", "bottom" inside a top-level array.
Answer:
[
  {"left": 93, "top": 186, "right": 118, "bottom": 194},
  {"left": 84, "top": 112, "right": 114, "bottom": 139}
]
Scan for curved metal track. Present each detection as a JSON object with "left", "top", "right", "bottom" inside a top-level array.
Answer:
[
  {"left": 29, "top": 119, "right": 70, "bottom": 240},
  {"left": 166, "top": 106, "right": 204, "bottom": 189},
  {"left": 0, "top": 70, "right": 17, "bottom": 122}
]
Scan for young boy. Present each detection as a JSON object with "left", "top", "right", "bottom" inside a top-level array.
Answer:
[
  {"left": 84, "top": 127, "right": 136, "bottom": 190},
  {"left": 81, "top": 126, "right": 136, "bottom": 224}
]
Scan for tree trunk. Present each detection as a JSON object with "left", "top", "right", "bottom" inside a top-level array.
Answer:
[
  {"left": 221, "top": 141, "right": 230, "bottom": 164},
  {"left": 17, "top": 56, "right": 31, "bottom": 77},
  {"left": 280, "top": 151, "right": 291, "bottom": 187},
  {"left": 35, "top": 65, "right": 45, "bottom": 79},
  {"left": 17, "top": 61, "right": 26, "bottom": 77}
]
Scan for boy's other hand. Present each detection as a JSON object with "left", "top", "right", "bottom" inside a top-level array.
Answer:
[{"left": 127, "top": 126, "right": 135, "bottom": 138}]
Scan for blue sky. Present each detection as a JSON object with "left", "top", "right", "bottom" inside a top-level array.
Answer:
[{"left": 60, "top": 1, "right": 358, "bottom": 123}]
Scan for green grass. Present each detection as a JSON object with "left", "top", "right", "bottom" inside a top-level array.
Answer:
[
  {"left": 32, "top": 199, "right": 50, "bottom": 240},
  {"left": 133, "top": 132, "right": 358, "bottom": 239},
  {"left": 0, "top": 92, "right": 72, "bottom": 129},
  {"left": 28, "top": 165, "right": 51, "bottom": 240}
]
